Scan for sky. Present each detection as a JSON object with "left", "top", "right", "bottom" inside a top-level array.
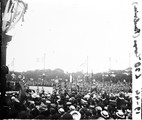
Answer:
[{"left": 6, "top": 0, "right": 142, "bottom": 73}]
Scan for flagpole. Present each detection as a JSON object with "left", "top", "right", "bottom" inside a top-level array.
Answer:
[
  {"left": 43, "top": 53, "right": 46, "bottom": 72},
  {"left": 87, "top": 56, "right": 88, "bottom": 90},
  {"left": 87, "top": 56, "right": 88, "bottom": 75},
  {"left": 109, "top": 57, "right": 111, "bottom": 71},
  {"left": 91, "top": 69, "right": 93, "bottom": 90},
  {"left": 13, "top": 58, "right": 15, "bottom": 73}
]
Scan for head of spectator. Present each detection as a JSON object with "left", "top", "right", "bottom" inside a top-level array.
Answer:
[
  {"left": 70, "top": 110, "right": 81, "bottom": 120},
  {"left": 100, "top": 110, "right": 109, "bottom": 119},
  {"left": 115, "top": 110, "right": 125, "bottom": 119}
]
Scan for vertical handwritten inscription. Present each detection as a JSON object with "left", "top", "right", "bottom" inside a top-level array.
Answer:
[{"left": 132, "top": 2, "right": 141, "bottom": 120}]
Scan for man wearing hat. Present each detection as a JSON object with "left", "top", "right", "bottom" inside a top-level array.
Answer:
[
  {"left": 115, "top": 110, "right": 125, "bottom": 119},
  {"left": 100, "top": 110, "right": 110, "bottom": 119},
  {"left": 108, "top": 93, "right": 117, "bottom": 115},
  {"left": 116, "top": 92, "right": 128, "bottom": 112},
  {"left": 58, "top": 108, "right": 65, "bottom": 116},
  {"left": 70, "top": 110, "right": 81, "bottom": 120}
]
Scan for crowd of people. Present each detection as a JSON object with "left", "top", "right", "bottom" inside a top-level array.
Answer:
[
  {"left": 0, "top": 80, "right": 132, "bottom": 120},
  {"left": 92, "top": 81, "right": 132, "bottom": 94}
]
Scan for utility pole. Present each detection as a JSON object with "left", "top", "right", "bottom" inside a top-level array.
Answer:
[
  {"left": 109, "top": 57, "right": 111, "bottom": 71},
  {"left": 87, "top": 56, "right": 88, "bottom": 75},
  {"left": 129, "top": 53, "right": 131, "bottom": 68},
  {"left": 109, "top": 57, "right": 111, "bottom": 82},
  {"left": 91, "top": 70, "right": 93, "bottom": 90},
  {"left": 86, "top": 56, "right": 88, "bottom": 89}
]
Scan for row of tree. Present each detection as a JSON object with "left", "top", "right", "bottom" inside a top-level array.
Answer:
[{"left": 6, "top": 67, "right": 132, "bottom": 83}]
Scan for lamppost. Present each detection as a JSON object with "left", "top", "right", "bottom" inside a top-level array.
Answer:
[{"left": 1, "top": 0, "right": 27, "bottom": 106}]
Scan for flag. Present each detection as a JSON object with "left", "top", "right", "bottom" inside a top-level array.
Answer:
[
  {"left": 80, "top": 59, "right": 87, "bottom": 67},
  {"left": 2, "top": 0, "right": 28, "bottom": 33},
  {"left": 79, "top": 57, "right": 88, "bottom": 73}
]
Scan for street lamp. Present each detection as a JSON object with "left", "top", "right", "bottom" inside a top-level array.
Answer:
[{"left": 1, "top": 0, "right": 27, "bottom": 106}]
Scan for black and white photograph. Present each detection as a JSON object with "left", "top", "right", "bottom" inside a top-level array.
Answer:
[{"left": 1, "top": 0, "right": 142, "bottom": 119}]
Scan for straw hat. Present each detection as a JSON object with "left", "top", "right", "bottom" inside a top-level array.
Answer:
[
  {"left": 100, "top": 110, "right": 109, "bottom": 118},
  {"left": 116, "top": 110, "right": 125, "bottom": 119},
  {"left": 45, "top": 100, "right": 51, "bottom": 104},
  {"left": 32, "top": 93, "right": 40, "bottom": 98},
  {"left": 66, "top": 102, "right": 72, "bottom": 105},
  {"left": 70, "top": 110, "right": 81, "bottom": 120},
  {"left": 58, "top": 108, "right": 65, "bottom": 114},
  {"left": 69, "top": 105, "right": 76, "bottom": 110},
  {"left": 95, "top": 106, "right": 102, "bottom": 111},
  {"left": 81, "top": 99, "right": 88, "bottom": 104},
  {"left": 84, "top": 94, "right": 90, "bottom": 99}
]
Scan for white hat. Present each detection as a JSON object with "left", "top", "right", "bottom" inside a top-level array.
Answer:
[
  {"left": 116, "top": 110, "right": 125, "bottom": 119},
  {"left": 104, "top": 106, "right": 108, "bottom": 110},
  {"left": 93, "top": 94, "right": 96, "bottom": 98},
  {"left": 66, "top": 95, "right": 69, "bottom": 99},
  {"left": 126, "top": 109, "right": 132, "bottom": 113},
  {"left": 90, "top": 105, "right": 95, "bottom": 108},
  {"left": 101, "top": 110, "right": 109, "bottom": 118},
  {"left": 58, "top": 108, "right": 65, "bottom": 114},
  {"left": 11, "top": 96, "right": 20, "bottom": 103},
  {"left": 66, "top": 102, "right": 72, "bottom": 105},
  {"left": 69, "top": 105, "right": 76, "bottom": 110},
  {"left": 46, "top": 94, "right": 51, "bottom": 97},
  {"left": 32, "top": 93, "right": 40, "bottom": 98},
  {"left": 97, "top": 117, "right": 106, "bottom": 120},
  {"left": 46, "top": 100, "right": 51, "bottom": 104},
  {"left": 84, "top": 94, "right": 90, "bottom": 99},
  {"left": 69, "top": 98, "right": 72, "bottom": 101},
  {"left": 57, "top": 95, "right": 60, "bottom": 99},
  {"left": 70, "top": 110, "right": 81, "bottom": 120},
  {"left": 81, "top": 99, "right": 87, "bottom": 104},
  {"left": 95, "top": 106, "right": 102, "bottom": 111}
]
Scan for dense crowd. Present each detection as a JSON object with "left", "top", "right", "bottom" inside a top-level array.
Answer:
[
  {"left": 92, "top": 81, "right": 132, "bottom": 94},
  {"left": 0, "top": 80, "right": 132, "bottom": 120}
]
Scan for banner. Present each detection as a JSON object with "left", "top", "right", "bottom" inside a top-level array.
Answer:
[{"left": 2, "top": 0, "right": 28, "bottom": 34}]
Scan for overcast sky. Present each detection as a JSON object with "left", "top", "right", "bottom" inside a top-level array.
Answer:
[{"left": 6, "top": 0, "right": 142, "bottom": 73}]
